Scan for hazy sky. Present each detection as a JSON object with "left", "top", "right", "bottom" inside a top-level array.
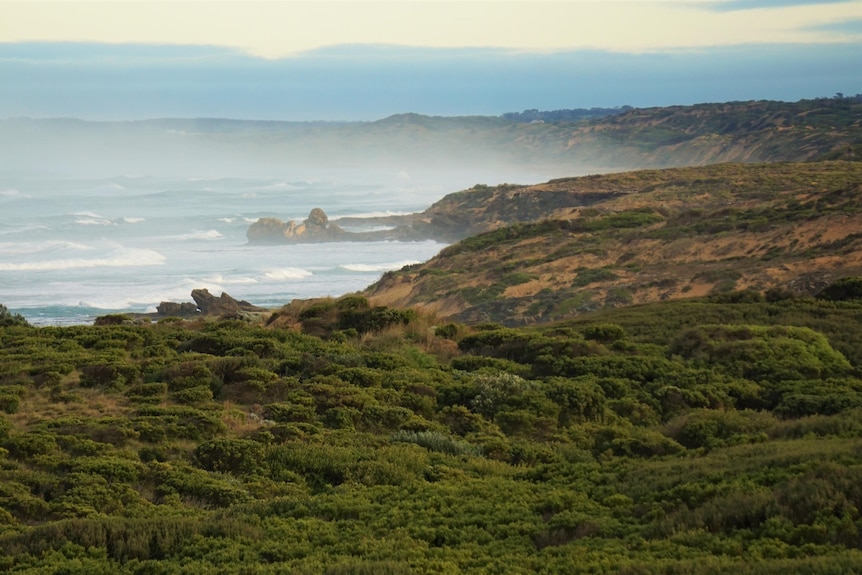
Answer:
[
  {"left": 0, "top": 0, "right": 860, "bottom": 119},
  {"left": 2, "top": 0, "right": 861, "bottom": 56}
]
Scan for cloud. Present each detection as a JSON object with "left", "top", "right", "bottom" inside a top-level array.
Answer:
[
  {"left": 1, "top": 1, "right": 861, "bottom": 57},
  {"left": 706, "top": 0, "right": 858, "bottom": 11},
  {"left": 804, "top": 17, "right": 862, "bottom": 34},
  {"left": 1, "top": 42, "right": 859, "bottom": 121}
]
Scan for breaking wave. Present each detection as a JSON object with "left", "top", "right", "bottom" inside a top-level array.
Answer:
[
  {"left": 331, "top": 210, "right": 412, "bottom": 220},
  {"left": 0, "top": 248, "right": 166, "bottom": 271},
  {"left": 167, "top": 230, "right": 224, "bottom": 241},
  {"left": 341, "top": 260, "right": 419, "bottom": 272},
  {"left": 264, "top": 268, "right": 313, "bottom": 281},
  {"left": 0, "top": 240, "right": 91, "bottom": 256}
]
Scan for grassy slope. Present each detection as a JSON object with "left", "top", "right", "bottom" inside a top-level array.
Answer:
[
  {"left": 367, "top": 161, "right": 862, "bottom": 325},
  {"left": 2, "top": 292, "right": 862, "bottom": 573},
  {"left": 3, "top": 97, "right": 862, "bottom": 573}
]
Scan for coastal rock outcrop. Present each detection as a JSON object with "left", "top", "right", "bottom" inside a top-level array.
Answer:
[
  {"left": 191, "top": 289, "right": 268, "bottom": 316},
  {"left": 155, "top": 301, "right": 198, "bottom": 316},
  {"left": 246, "top": 208, "right": 350, "bottom": 244},
  {"left": 155, "top": 289, "right": 268, "bottom": 318},
  {"left": 244, "top": 183, "right": 632, "bottom": 246}
]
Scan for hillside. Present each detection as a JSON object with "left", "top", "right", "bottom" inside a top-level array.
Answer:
[
  {"left": 4, "top": 97, "right": 861, "bottom": 178},
  {"left": 3, "top": 287, "right": 862, "bottom": 572},
  {"left": 365, "top": 161, "right": 862, "bottom": 325},
  {"left": 242, "top": 97, "right": 862, "bottom": 244},
  {"left": 3, "top": 96, "right": 862, "bottom": 573}
]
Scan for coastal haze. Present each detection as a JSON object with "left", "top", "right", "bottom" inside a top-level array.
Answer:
[
  {"left": 0, "top": 122, "right": 565, "bottom": 325},
  {"left": 1, "top": 0, "right": 859, "bottom": 324}
]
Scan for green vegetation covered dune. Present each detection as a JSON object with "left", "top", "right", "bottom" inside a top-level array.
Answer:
[{"left": 3, "top": 284, "right": 862, "bottom": 573}]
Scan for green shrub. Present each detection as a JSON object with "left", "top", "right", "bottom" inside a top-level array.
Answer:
[
  {"left": 433, "top": 323, "right": 459, "bottom": 339},
  {"left": 572, "top": 267, "right": 617, "bottom": 287},
  {"left": 335, "top": 295, "right": 370, "bottom": 311},
  {"left": 0, "top": 394, "right": 20, "bottom": 414},
  {"left": 194, "top": 438, "right": 265, "bottom": 476},
  {"left": 817, "top": 276, "right": 862, "bottom": 301},
  {"left": 664, "top": 409, "right": 775, "bottom": 449},
  {"left": 470, "top": 371, "right": 531, "bottom": 418},
  {"left": 391, "top": 430, "right": 483, "bottom": 457},
  {"left": 669, "top": 324, "right": 852, "bottom": 382},
  {"left": 4, "top": 431, "right": 57, "bottom": 458},
  {"left": 0, "top": 304, "right": 30, "bottom": 327},
  {"left": 170, "top": 385, "right": 214, "bottom": 405},
  {"left": 583, "top": 323, "right": 627, "bottom": 343},
  {"left": 338, "top": 306, "right": 417, "bottom": 334}
]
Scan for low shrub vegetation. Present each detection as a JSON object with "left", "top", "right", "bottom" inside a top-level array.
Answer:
[{"left": 1, "top": 286, "right": 862, "bottom": 572}]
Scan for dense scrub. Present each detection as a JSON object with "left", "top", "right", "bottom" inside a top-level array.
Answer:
[{"left": 2, "top": 289, "right": 862, "bottom": 573}]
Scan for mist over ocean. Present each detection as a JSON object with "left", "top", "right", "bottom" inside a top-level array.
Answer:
[{"left": 0, "top": 171, "right": 460, "bottom": 326}]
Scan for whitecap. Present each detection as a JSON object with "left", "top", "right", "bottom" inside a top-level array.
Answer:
[
  {"left": 341, "top": 260, "right": 419, "bottom": 273},
  {"left": 0, "top": 224, "right": 50, "bottom": 236},
  {"left": 122, "top": 217, "right": 145, "bottom": 224},
  {"left": 72, "top": 211, "right": 114, "bottom": 226},
  {"left": 264, "top": 268, "right": 313, "bottom": 281},
  {"left": 76, "top": 297, "right": 146, "bottom": 310},
  {"left": 166, "top": 230, "right": 224, "bottom": 241},
  {"left": 331, "top": 210, "right": 412, "bottom": 220},
  {"left": 0, "top": 248, "right": 166, "bottom": 271},
  {"left": 258, "top": 182, "right": 301, "bottom": 191},
  {"left": 201, "top": 274, "right": 258, "bottom": 286},
  {"left": 75, "top": 218, "right": 115, "bottom": 226},
  {"left": 217, "top": 217, "right": 235, "bottom": 223},
  {"left": 339, "top": 225, "right": 396, "bottom": 233},
  {"left": 0, "top": 240, "right": 91, "bottom": 256}
]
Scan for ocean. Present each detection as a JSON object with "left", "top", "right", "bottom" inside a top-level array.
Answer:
[{"left": 0, "top": 171, "right": 465, "bottom": 326}]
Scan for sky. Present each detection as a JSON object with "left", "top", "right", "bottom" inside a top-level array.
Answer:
[{"left": 0, "top": 0, "right": 860, "bottom": 120}]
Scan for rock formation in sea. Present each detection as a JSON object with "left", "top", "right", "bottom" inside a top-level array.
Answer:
[
  {"left": 246, "top": 208, "right": 352, "bottom": 244},
  {"left": 155, "top": 289, "right": 268, "bottom": 318}
]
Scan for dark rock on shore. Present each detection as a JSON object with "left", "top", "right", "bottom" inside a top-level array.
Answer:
[
  {"left": 150, "top": 289, "right": 269, "bottom": 320},
  {"left": 191, "top": 289, "right": 268, "bottom": 317},
  {"left": 156, "top": 301, "right": 198, "bottom": 316}
]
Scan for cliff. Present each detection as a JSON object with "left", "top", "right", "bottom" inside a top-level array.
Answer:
[
  {"left": 364, "top": 161, "right": 862, "bottom": 325},
  {"left": 245, "top": 97, "right": 862, "bottom": 245}
]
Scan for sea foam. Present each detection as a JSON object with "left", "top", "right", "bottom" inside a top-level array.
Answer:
[
  {"left": 166, "top": 230, "right": 224, "bottom": 241},
  {"left": 0, "top": 240, "right": 91, "bottom": 256},
  {"left": 0, "top": 248, "right": 166, "bottom": 271},
  {"left": 331, "top": 210, "right": 412, "bottom": 220},
  {"left": 341, "top": 260, "right": 419, "bottom": 272},
  {"left": 201, "top": 274, "right": 258, "bottom": 286},
  {"left": 264, "top": 268, "right": 313, "bottom": 281}
]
